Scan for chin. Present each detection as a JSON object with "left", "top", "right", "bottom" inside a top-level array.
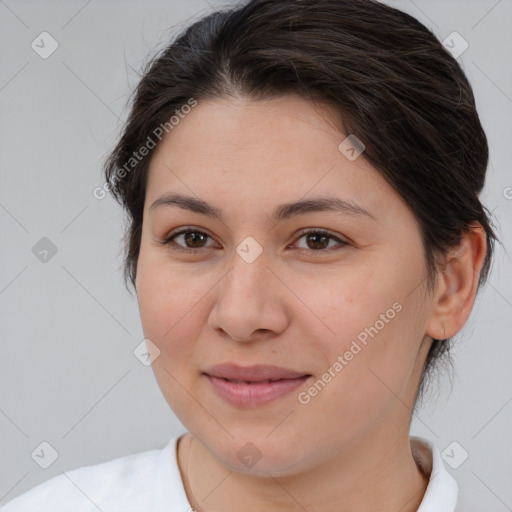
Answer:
[{"left": 199, "top": 432, "right": 311, "bottom": 477}]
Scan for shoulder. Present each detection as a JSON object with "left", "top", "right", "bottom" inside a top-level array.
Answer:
[{"left": 1, "top": 442, "right": 169, "bottom": 512}]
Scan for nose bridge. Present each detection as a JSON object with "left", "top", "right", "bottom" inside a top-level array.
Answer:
[
  {"left": 209, "top": 245, "right": 284, "bottom": 341},
  {"left": 222, "top": 246, "right": 269, "bottom": 308}
]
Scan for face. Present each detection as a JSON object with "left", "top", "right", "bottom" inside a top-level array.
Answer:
[{"left": 136, "top": 94, "right": 434, "bottom": 476}]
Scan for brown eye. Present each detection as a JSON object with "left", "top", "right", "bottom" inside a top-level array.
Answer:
[
  {"left": 162, "top": 228, "right": 215, "bottom": 252},
  {"left": 161, "top": 227, "right": 348, "bottom": 255},
  {"left": 181, "top": 231, "right": 209, "bottom": 248},
  {"left": 293, "top": 229, "right": 348, "bottom": 253},
  {"left": 305, "top": 232, "right": 330, "bottom": 250}
]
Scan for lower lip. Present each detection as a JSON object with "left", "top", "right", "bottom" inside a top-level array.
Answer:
[{"left": 206, "top": 374, "right": 311, "bottom": 407}]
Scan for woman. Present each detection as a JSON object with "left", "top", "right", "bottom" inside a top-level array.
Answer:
[{"left": 3, "top": 0, "right": 498, "bottom": 510}]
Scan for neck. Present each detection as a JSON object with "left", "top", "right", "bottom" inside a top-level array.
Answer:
[{"left": 177, "top": 428, "right": 430, "bottom": 512}]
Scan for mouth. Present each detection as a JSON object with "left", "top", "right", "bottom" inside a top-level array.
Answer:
[{"left": 203, "top": 364, "right": 312, "bottom": 407}]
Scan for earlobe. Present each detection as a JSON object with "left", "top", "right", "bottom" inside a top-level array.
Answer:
[{"left": 425, "top": 223, "right": 487, "bottom": 340}]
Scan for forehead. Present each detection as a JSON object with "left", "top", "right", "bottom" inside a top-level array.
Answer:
[
  {"left": 145, "top": 95, "right": 401, "bottom": 222},
  {"left": 151, "top": 94, "right": 343, "bottom": 162}
]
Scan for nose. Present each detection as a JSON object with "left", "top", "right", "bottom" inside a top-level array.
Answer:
[{"left": 208, "top": 252, "right": 289, "bottom": 343}]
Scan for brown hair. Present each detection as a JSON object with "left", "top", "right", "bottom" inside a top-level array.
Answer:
[{"left": 103, "top": 0, "right": 499, "bottom": 407}]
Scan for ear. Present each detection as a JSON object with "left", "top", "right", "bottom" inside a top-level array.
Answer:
[{"left": 425, "top": 222, "right": 487, "bottom": 340}]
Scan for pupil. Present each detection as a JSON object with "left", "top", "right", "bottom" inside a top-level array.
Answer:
[
  {"left": 186, "top": 232, "right": 206, "bottom": 247},
  {"left": 307, "top": 233, "right": 328, "bottom": 250},
  {"left": 182, "top": 232, "right": 329, "bottom": 250}
]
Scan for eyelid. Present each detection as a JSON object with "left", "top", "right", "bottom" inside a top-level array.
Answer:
[
  {"left": 160, "top": 226, "right": 218, "bottom": 251},
  {"left": 293, "top": 227, "right": 348, "bottom": 246},
  {"left": 160, "top": 226, "right": 349, "bottom": 253}
]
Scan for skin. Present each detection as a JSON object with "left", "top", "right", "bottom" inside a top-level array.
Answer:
[{"left": 135, "top": 94, "right": 486, "bottom": 512}]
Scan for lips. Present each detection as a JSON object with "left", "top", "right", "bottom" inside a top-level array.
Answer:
[
  {"left": 204, "top": 363, "right": 311, "bottom": 407},
  {"left": 205, "top": 363, "right": 309, "bottom": 382}
]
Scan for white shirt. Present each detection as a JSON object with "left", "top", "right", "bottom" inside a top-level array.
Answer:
[{"left": 2, "top": 435, "right": 464, "bottom": 512}]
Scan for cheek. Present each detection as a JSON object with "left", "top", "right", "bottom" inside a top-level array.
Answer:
[
  {"left": 307, "top": 258, "right": 424, "bottom": 389},
  {"left": 308, "top": 265, "right": 388, "bottom": 344},
  {"left": 136, "top": 253, "right": 204, "bottom": 361},
  {"left": 136, "top": 260, "right": 207, "bottom": 417}
]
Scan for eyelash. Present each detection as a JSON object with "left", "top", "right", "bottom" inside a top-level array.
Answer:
[{"left": 159, "top": 227, "right": 348, "bottom": 255}]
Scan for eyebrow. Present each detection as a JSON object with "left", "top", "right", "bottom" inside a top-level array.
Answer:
[{"left": 148, "top": 193, "right": 376, "bottom": 222}]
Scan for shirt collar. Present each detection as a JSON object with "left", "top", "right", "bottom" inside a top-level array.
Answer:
[
  {"left": 411, "top": 436, "right": 459, "bottom": 511},
  {"left": 150, "top": 435, "right": 192, "bottom": 512}
]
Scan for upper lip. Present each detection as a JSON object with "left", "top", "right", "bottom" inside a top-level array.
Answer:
[{"left": 205, "top": 363, "right": 310, "bottom": 382}]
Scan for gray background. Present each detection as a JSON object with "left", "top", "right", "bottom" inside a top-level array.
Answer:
[{"left": 1, "top": 0, "right": 511, "bottom": 508}]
